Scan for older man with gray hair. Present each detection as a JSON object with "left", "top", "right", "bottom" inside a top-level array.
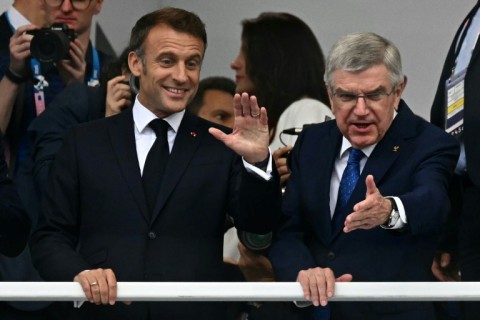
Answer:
[{"left": 269, "top": 32, "right": 459, "bottom": 320}]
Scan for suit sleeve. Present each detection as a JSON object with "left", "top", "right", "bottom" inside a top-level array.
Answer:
[
  {"left": 397, "top": 128, "right": 460, "bottom": 236},
  {"left": 0, "top": 135, "right": 30, "bottom": 257},
  {"left": 268, "top": 133, "right": 319, "bottom": 282},
  {"left": 229, "top": 154, "right": 282, "bottom": 235},
  {"left": 30, "top": 129, "right": 91, "bottom": 281},
  {"left": 28, "top": 83, "right": 96, "bottom": 199}
]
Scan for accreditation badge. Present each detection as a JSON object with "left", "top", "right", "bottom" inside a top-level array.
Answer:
[{"left": 445, "top": 69, "right": 466, "bottom": 137}]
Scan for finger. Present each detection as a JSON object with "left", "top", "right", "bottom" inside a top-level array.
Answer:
[
  {"left": 324, "top": 268, "right": 336, "bottom": 300},
  {"left": 70, "top": 39, "right": 86, "bottom": 58},
  {"left": 89, "top": 277, "right": 102, "bottom": 305},
  {"left": 240, "top": 92, "right": 252, "bottom": 117},
  {"left": 208, "top": 127, "right": 228, "bottom": 143},
  {"left": 259, "top": 106, "right": 268, "bottom": 125},
  {"left": 312, "top": 269, "right": 326, "bottom": 306},
  {"left": 74, "top": 272, "right": 94, "bottom": 303},
  {"left": 431, "top": 260, "right": 448, "bottom": 281},
  {"left": 97, "top": 276, "right": 110, "bottom": 305},
  {"left": 273, "top": 146, "right": 292, "bottom": 161},
  {"left": 14, "top": 24, "right": 37, "bottom": 37},
  {"left": 440, "top": 253, "right": 451, "bottom": 268},
  {"left": 365, "top": 175, "right": 377, "bottom": 195},
  {"left": 249, "top": 95, "right": 261, "bottom": 117},
  {"left": 233, "top": 93, "right": 243, "bottom": 118},
  {"left": 336, "top": 274, "right": 353, "bottom": 282},
  {"left": 296, "top": 270, "right": 312, "bottom": 302},
  {"left": 105, "top": 269, "right": 117, "bottom": 305},
  {"left": 109, "top": 75, "right": 127, "bottom": 87},
  {"left": 276, "top": 162, "right": 290, "bottom": 176},
  {"left": 279, "top": 173, "right": 290, "bottom": 186}
]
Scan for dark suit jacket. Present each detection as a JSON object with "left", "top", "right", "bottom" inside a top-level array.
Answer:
[
  {"left": 269, "top": 101, "right": 459, "bottom": 320},
  {"left": 431, "top": 1, "right": 480, "bottom": 188},
  {"left": 0, "top": 134, "right": 30, "bottom": 257},
  {"left": 30, "top": 108, "right": 281, "bottom": 319}
]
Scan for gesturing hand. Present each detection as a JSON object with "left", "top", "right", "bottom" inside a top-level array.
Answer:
[
  {"left": 209, "top": 92, "right": 270, "bottom": 164},
  {"left": 343, "top": 175, "right": 392, "bottom": 232}
]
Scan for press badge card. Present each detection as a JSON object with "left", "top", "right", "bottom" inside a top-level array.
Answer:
[{"left": 445, "top": 69, "right": 466, "bottom": 137}]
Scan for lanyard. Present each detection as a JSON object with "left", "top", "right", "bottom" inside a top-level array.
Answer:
[
  {"left": 5, "top": 12, "right": 101, "bottom": 115},
  {"left": 451, "top": 3, "right": 480, "bottom": 76}
]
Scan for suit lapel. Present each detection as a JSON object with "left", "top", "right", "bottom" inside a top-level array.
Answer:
[
  {"left": 330, "top": 101, "right": 414, "bottom": 240},
  {"left": 108, "top": 109, "right": 150, "bottom": 222},
  {"left": 151, "top": 113, "right": 202, "bottom": 221},
  {"left": 306, "top": 123, "right": 342, "bottom": 245}
]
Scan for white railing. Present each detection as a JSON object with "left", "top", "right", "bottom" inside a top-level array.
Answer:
[{"left": 0, "top": 282, "right": 479, "bottom": 302}]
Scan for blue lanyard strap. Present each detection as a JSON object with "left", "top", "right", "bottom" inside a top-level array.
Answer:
[{"left": 87, "top": 46, "right": 100, "bottom": 87}]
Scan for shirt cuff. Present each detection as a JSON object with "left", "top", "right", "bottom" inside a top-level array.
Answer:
[
  {"left": 242, "top": 149, "right": 273, "bottom": 181},
  {"left": 387, "top": 196, "right": 407, "bottom": 229}
]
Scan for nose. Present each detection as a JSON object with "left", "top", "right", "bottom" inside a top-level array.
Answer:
[
  {"left": 61, "top": 0, "right": 74, "bottom": 12},
  {"left": 172, "top": 63, "right": 188, "bottom": 83},
  {"left": 230, "top": 55, "right": 240, "bottom": 70},
  {"left": 353, "top": 96, "right": 369, "bottom": 116}
]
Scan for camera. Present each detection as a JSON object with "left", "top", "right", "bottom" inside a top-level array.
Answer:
[
  {"left": 237, "top": 230, "right": 272, "bottom": 253},
  {"left": 28, "top": 24, "right": 77, "bottom": 63}
]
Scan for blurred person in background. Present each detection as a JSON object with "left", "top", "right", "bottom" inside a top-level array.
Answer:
[{"left": 187, "top": 76, "right": 235, "bottom": 128}]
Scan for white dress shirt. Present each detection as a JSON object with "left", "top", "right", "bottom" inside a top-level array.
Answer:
[
  {"left": 131, "top": 97, "right": 273, "bottom": 179},
  {"left": 329, "top": 137, "right": 407, "bottom": 229}
]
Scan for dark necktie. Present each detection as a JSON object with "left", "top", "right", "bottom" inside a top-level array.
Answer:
[
  {"left": 332, "top": 148, "right": 364, "bottom": 229},
  {"left": 142, "top": 119, "right": 170, "bottom": 216}
]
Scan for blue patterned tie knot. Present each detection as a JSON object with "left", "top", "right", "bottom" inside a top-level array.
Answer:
[{"left": 337, "top": 148, "right": 364, "bottom": 210}]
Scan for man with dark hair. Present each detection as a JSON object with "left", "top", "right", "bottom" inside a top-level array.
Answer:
[
  {"left": 431, "top": 2, "right": 480, "bottom": 319},
  {"left": 31, "top": 7, "right": 280, "bottom": 320},
  {"left": 187, "top": 76, "right": 236, "bottom": 128}
]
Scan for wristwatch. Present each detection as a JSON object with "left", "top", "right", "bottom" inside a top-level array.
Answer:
[{"left": 382, "top": 197, "right": 400, "bottom": 229}]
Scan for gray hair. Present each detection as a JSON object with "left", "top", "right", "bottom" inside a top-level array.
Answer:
[{"left": 324, "top": 32, "right": 403, "bottom": 89}]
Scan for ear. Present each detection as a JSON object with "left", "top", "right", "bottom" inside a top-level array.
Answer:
[
  {"left": 395, "top": 76, "right": 407, "bottom": 95},
  {"left": 326, "top": 85, "right": 336, "bottom": 114},
  {"left": 94, "top": 0, "right": 104, "bottom": 15},
  {"left": 392, "top": 75, "right": 407, "bottom": 109},
  {"left": 128, "top": 51, "right": 143, "bottom": 77}
]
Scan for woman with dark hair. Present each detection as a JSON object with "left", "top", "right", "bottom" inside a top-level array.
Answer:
[
  {"left": 228, "top": 12, "right": 331, "bottom": 319},
  {"left": 231, "top": 12, "right": 333, "bottom": 153}
]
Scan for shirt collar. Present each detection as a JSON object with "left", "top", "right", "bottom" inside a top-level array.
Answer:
[
  {"left": 339, "top": 137, "right": 376, "bottom": 160},
  {"left": 7, "top": 5, "right": 31, "bottom": 29},
  {"left": 132, "top": 96, "right": 185, "bottom": 133}
]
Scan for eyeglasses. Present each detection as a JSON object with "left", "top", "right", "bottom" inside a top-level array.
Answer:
[
  {"left": 45, "top": 0, "right": 92, "bottom": 11},
  {"left": 332, "top": 87, "right": 396, "bottom": 108}
]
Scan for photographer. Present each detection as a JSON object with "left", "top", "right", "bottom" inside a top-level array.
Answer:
[{"left": 0, "top": 0, "right": 109, "bottom": 175}]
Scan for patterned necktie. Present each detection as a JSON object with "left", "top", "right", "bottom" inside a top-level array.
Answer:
[
  {"left": 142, "top": 119, "right": 170, "bottom": 216},
  {"left": 332, "top": 148, "right": 364, "bottom": 229}
]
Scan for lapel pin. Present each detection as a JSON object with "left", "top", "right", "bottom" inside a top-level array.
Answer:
[
  {"left": 190, "top": 131, "right": 197, "bottom": 137},
  {"left": 393, "top": 146, "right": 399, "bottom": 152}
]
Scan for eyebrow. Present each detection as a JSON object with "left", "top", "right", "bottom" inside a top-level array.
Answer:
[{"left": 335, "top": 85, "right": 388, "bottom": 94}]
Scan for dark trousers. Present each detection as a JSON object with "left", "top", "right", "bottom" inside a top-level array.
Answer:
[{"left": 459, "top": 176, "right": 480, "bottom": 320}]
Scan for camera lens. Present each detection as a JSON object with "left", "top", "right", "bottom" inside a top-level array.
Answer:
[
  {"left": 30, "top": 29, "right": 71, "bottom": 62},
  {"left": 237, "top": 230, "right": 272, "bottom": 253}
]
